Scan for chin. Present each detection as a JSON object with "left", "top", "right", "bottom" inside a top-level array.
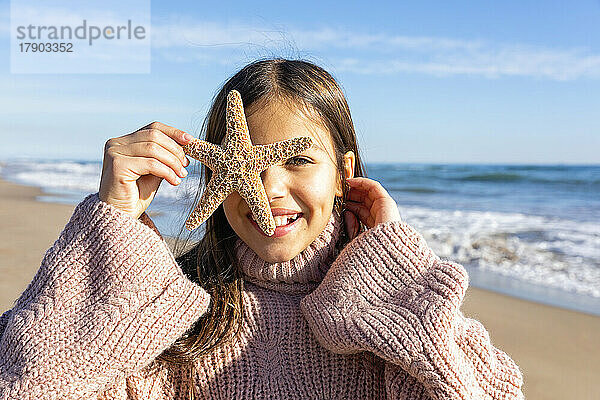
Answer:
[
  {"left": 244, "top": 213, "right": 310, "bottom": 263},
  {"left": 256, "top": 243, "right": 300, "bottom": 264}
]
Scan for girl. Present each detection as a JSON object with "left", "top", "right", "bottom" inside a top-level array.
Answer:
[{"left": 0, "top": 59, "right": 524, "bottom": 399}]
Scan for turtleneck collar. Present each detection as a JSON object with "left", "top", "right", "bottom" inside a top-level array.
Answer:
[{"left": 234, "top": 212, "right": 343, "bottom": 295}]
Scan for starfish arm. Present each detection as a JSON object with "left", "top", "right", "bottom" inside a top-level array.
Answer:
[
  {"left": 183, "top": 91, "right": 312, "bottom": 234},
  {"left": 223, "top": 90, "right": 253, "bottom": 153},
  {"left": 237, "top": 172, "right": 276, "bottom": 236},
  {"left": 252, "top": 137, "right": 313, "bottom": 171},
  {"left": 182, "top": 139, "right": 223, "bottom": 170},
  {"left": 185, "top": 172, "right": 233, "bottom": 231}
]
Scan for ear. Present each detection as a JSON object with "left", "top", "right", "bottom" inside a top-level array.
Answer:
[{"left": 335, "top": 151, "right": 356, "bottom": 197}]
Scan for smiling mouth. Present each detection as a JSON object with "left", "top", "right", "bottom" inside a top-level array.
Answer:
[
  {"left": 246, "top": 210, "right": 304, "bottom": 238},
  {"left": 248, "top": 213, "right": 302, "bottom": 227}
]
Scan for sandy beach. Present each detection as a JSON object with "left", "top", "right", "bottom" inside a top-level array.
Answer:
[{"left": 0, "top": 177, "right": 598, "bottom": 399}]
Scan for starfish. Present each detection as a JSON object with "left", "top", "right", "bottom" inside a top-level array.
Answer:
[{"left": 181, "top": 90, "right": 313, "bottom": 236}]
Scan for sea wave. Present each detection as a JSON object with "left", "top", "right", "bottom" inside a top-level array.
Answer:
[
  {"left": 401, "top": 205, "right": 600, "bottom": 298},
  {"left": 448, "top": 172, "right": 598, "bottom": 186}
]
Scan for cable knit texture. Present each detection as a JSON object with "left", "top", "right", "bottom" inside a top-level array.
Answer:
[
  {"left": 233, "top": 212, "right": 342, "bottom": 295},
  {"left": 0, "top": 192, "right": 524, "bottom": 399}
]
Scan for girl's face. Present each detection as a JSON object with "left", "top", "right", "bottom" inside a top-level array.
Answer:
[{"left": 223, "top": 99, "right": 343, "bottom": 263}]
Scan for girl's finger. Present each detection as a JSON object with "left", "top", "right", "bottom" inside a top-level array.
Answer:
[
  {"left": 137, "top": 128, "right": 191, "bottom": 167},
  {"left": 346, "top": 177, "right": 390, "bottom": 203},
  {"left": 122, "top": 154, "right": 183, "bottom": 187},
  {"left": 117, "top": 142, "right": 188, "bottom": 179},
  {"left": 347, "top": 186, "right": 367, "bottom": 203},
  {"left": 343, "top": 210, "right": 359, "bottom": 240},
  {"left": 140, "top": 121, "right": 192, "bottom": 147},
  {"left": 344, "top": 201, "right": 375, "bottom": 227},
  {"left": 347, "top": 186, "right": 376, "bottom": 209},
  {"left": 122, "top": 123, "right": 192, "bottom": 167}
]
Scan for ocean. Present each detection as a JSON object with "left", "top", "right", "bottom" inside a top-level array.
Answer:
[{"left": 1, "top": 158, "right": 598, "bottom": 316}]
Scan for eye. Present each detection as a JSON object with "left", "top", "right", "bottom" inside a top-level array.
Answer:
[{"left": 286, "top": 156, "right": 312, "bottom": 166}]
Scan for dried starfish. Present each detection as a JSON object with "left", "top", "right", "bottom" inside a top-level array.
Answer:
[{"left": 181, "top": 90, "right": 313, "bottom": 235}]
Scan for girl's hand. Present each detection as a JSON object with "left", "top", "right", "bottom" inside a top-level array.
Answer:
[
  {"left": 343, "top": 177, "right": 402, "bottom": 240},
  {"left": 99, "top": 121, "right": 193, "bottom": 220}
]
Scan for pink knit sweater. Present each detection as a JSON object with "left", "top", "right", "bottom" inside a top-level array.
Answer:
[{"left": 0, "top": 192, "right": 524, "bottom": 399}]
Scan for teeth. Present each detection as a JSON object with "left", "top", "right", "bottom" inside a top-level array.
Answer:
[
  {"left": 273, "top": 214, "right": 299, "bottom": 227},
  {"left": 274, "top": 216, "right": 288, "bottom": 227},
  {"left": 249, "top": 213, "right": 300, "bottom": 227}
]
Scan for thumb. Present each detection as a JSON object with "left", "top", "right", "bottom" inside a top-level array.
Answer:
[{"left": 343, "top": 210, "right": 359, "bottom": 240}]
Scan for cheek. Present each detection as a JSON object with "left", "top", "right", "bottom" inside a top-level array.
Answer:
[
  {"left": 294, "top": 167, "right": 338, "bottom": 212},
  {"left": 223, "top": 193, "right": 244, "bottom": 224}
]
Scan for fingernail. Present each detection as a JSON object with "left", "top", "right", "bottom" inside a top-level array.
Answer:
[
  {"left": 180, "top": 167, "right": 188, "bottom": 177},
  {"left": 184, "top": 133, "right": 193, "bottom": 141},
  {"left": 175, "top": 177, "right": 182, "bottom": 184}
]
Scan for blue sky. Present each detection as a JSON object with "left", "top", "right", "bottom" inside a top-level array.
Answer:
[{"left": 1, "top": 0, "right": 599, "bottom": 164}]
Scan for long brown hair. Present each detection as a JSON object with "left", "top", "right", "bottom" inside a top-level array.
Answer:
[{"left": 156, "top": 58, "right": 366, "bottom": 396}]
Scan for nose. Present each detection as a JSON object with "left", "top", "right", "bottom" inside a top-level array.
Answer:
[{"left": 260, "top": 166, "right": 287, "bottom": 202}]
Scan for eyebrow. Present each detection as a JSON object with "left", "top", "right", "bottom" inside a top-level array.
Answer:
[{"left": 307, "top": 140, "right": 327, "bottom": 153}]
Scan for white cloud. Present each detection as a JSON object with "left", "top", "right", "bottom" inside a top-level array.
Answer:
[
  {"left": 3, "top": 8, "right": 599, "bottom": 81},
  {"left": 150, "top": 18, "right": 600, "bottom": 81},
  {"left": 332, "top": 46, "right": 600, "bottom": 80}
]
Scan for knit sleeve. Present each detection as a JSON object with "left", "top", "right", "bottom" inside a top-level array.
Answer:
[
  {"left": 299, "top": 220, "right": 524, "bottom": 400},
  {"left": 0, "top": 192, "right": 211, "bottom": 400}
]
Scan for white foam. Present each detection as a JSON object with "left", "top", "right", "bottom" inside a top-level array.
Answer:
[
  {"left": 3, "top": 159, "right": 203, "bottom": 202},
  {"left": 7, "top": 160, "right": 102, "bottom": 193},
  {"left": 401, "top": 206, "right": 600, "bottom": 298}
]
